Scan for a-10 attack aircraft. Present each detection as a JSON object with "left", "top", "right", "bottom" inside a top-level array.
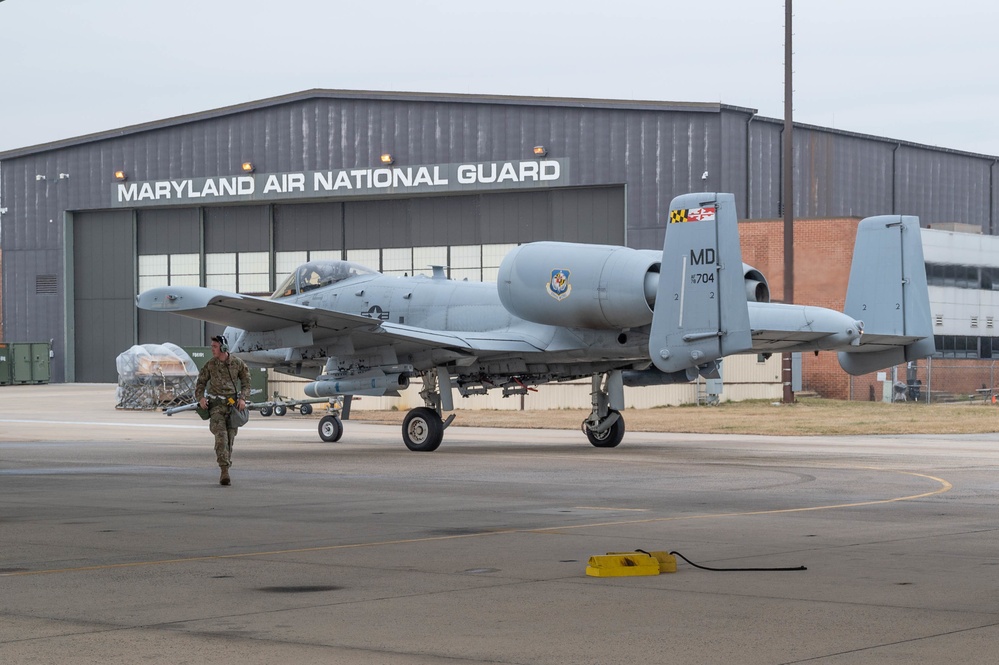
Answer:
[{"left": 137, "top": 192, "right": 934, "bottom": 451}]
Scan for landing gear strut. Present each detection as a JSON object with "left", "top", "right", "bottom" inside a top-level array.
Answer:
[
  {"left": 317, "top": 397, "right": 347, "bottom": 443},
  {"left": 581, "top": 370, "right": 626, "bottom": 448},
  {"left": 401, "top": 367, "right": 455, "bottom": 452}
]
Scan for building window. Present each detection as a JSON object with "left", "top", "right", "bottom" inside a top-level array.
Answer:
[
  {"left": 138, "top": 254, "right": 169, "bottom": 293},
  {"left": 382, "top": 247, "right": 413, "bottom": 276},
  {"left": 275, "top": 251, "right": 308, "bottom": 284},
  {"left": 170, "top": 253, "right": 200, "bottom": 287},
  {"left": 238, "top": 251, "right": 270, "bottom": 294},
  {"left": 450, "top": 244, "right": 481, "bottom": 282},
  {"left": 346, "top": 249, "right": 380, "bottom": 270},
  {"left": 412, "top": 246, "right": 447, "bottom": 277},
  {"left": 925, "top": 262, "right": 995, "bottom": 290},
  {"left": 934, "top": 335, "right": 983, "bottom": 359},
  {"left": 206, "top": 253, "right": 236, "bottom": 291},
  {"left": 139, "top": 253, "right": 200, "bottom": 292},
  {"left": 482, "top": 243, "right": 518, "bottom": 282}
]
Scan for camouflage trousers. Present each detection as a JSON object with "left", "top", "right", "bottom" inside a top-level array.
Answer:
[{"left": 208, "top": 403, "right": 237, "bottom": 468}]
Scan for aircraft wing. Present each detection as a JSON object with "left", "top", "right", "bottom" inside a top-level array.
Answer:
[
  {"left": 138, "top": 286, "right": 369, "bottom": 333},
  {"left": 136, "top": 286, "right": 545, "bottom": 354}
]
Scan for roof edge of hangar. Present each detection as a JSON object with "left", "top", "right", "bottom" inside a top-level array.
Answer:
[{"left": 0, "top": 89, "right": 755, "bottom": 161}]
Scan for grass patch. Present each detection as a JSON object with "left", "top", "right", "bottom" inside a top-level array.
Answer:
[{"left": 350, "top": 397, "right": 999, "bottom": 436}]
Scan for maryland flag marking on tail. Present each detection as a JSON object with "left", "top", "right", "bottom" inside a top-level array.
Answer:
[{"left": 669, "top": 207, "right": 717, "bottom": 223}]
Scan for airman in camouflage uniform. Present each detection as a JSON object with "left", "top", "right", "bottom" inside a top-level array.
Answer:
[{"left": 196, "top": 335, "right": 251, "bottom": 486}]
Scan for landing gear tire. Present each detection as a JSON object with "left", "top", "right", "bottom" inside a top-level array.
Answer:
[
  {"left": 260, "top": 406, "right": 273, "bottom": 417},
  {"left": 318, "top": 415, "right": 344, "bottom": 442},
  {"left": 299, "top": 403, "right": 313, "bottom": 415},
  {"left": 584, "top": 410, "right": 625, "bottom": 448},
  {"left": 274, "top": 405, "right": 288, "bottom": 417},
  {"left": 402, "top": 407, "right": 444, "bottom": 452}
]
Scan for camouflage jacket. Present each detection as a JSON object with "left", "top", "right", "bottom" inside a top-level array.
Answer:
[{"left": 195, "top": 354, "right": 251, "bottom": 402}]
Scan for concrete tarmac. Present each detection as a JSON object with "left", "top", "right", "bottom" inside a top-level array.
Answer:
[{"left": 1, "top": 384, "right": 997, "bottom": 664}]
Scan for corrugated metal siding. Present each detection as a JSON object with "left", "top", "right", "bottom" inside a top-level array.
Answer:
[
  {"left": 793, "top": 128, "right": 895, "bottom": 219},
  {"left": 747, "top": 120, "right": 783, "bottom": 218},
  {"left": 895, "top": 145, "right": 993, "bottom": 227},
  {"left": 274, "top": 202, "right": 342, "bottom": 252},
  {"left": 204, "top": 205, "right": 269, "bottom": 253},
  {"left": 137, "top": 208, "right": 200, "bottom": 255},
  {"left": 552, "top": 187, "right": 625, "bottom": 245},
  {"left": 720, "top": 109, "right": 750, "bottom": 214}
]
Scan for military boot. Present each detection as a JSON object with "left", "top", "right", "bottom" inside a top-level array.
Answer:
[{"left": 220, "top": 467, "right": 231, "bottom": 486}]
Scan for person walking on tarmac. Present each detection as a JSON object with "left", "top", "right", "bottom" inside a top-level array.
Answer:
[{"left": 196, "top": 335, "right": 251, "bottom": 486}]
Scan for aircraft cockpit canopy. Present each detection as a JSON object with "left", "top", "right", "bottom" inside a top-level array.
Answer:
[{"left": 271, "top": 260, "right": 377, "bottom": 299}]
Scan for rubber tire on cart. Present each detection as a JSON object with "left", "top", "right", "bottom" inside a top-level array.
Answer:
[
  {"left": 299, "top": 403, "right": 313, "bottom": 415},
  {"left": 274, "top": 404, "right": 287, "bottom": 417},
  {"left": 318, "top": 415, "right": 344, "bottom": 442},
  {"left": 259, "top": 406, "right": 273, "bottom": 417}
]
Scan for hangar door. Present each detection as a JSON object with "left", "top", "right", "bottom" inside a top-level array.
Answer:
[
  {"left": 341, "top": 186, "right": 626, "bottom": 272},
  {"left": 344, "top": 186, "right": 625, "bottom": 249},
  {"left": 72, "top": 210, "right": 135, "bottom": 383},
  {"left": 73, "top": 186, "right": 624, "bottom": 382}
]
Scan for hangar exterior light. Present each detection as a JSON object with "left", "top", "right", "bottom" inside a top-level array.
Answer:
[
  {"left": 380, "top": 153, "right": 395, "bottom": 165},
  {"left": 533, "top": 145, "right": 548, "bottom": 157},
  {"left": 35, "top": 174, "right": 46, "bottom": 181},
  {"left": 58, "top": 173, "right": 70, "bottom": 180},
  {"left": 241, "top": 161, "right": 255, "bottom": 173},
  {"left": 113, "top": 170, "right": 127, "bottom": 181}
]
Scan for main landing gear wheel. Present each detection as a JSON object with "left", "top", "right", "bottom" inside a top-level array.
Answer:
[
  {"left": 584, "top": 410, "right": 625, "bottom": 448},
  {"left": 318, "top": 415, "right": 344, "bottom": 442},
  {"left": 299, "top": 403, "right": 313, "bottom": 416},
  {"left": 402, "top": 407, "right": 444, "bottom": 452}
]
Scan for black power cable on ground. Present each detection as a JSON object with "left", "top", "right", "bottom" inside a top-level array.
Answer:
[{"left": 637, "top": 549, "right": 807, "bottom": 572}]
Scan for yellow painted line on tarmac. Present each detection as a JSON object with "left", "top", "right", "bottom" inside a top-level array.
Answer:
[
  {"left": 1, "top": 469, "right": 952, "bottom": 578},
  {"left": 531, "top": 470, "right": 952, "bottom": 532}
]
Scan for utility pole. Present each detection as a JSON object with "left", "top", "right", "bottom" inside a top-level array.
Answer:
[{"left": 782, "top": 0, "right": 795, "bottom": 404}]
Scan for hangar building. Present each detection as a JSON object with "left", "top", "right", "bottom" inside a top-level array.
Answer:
[{"left": 1, "top": 89, "right": 997, "bottom": 392}]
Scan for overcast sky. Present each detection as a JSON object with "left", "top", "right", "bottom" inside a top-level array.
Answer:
[{"left": 2, "top": 0, "right": 997, "bottom": 156}]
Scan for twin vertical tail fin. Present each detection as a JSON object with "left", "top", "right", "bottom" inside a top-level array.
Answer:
[
  {"left": 649, "top": 193, "right": 753, "bottom": 373},
  {"left": 646, "top": 197, "right": 934, "bottom": 377},
  {"left": 838, "top": 215, "right": 935, "bottom": 375}
]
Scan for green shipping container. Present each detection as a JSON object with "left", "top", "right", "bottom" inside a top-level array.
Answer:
[
  {"left": 11, "top": 342, "right": 51, "bottom": 384},
  {"left": 0, "top": 343, "right": 11, "bottom": 386},
  {"left": 184, "top": 346, "right": 212, "bottom": 371},
  {"left": 183, "top": 346, "right": 266, "bottom": 401},
  {"left": 249, "top": 367, "right": 268, "bottom": 402}
]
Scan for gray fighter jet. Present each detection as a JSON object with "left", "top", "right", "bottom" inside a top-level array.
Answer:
[{"left": 137, "top": 192, "right": 933, "bottom": 451}]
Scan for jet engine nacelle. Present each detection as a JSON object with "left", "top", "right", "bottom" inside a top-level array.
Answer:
[
  {"left": 497, "top": 241, "right": 772, "bottom": 330},
  {"left": 498, "top": 242, "right": 661, "bottom": 329},
  {"left": 743, "top": 265, "right": 770, "bottom": 303}
]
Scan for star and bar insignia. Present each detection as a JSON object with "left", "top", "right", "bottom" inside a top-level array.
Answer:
[{"left": 669, "top": 207, "right": 717, "bottom": 223}]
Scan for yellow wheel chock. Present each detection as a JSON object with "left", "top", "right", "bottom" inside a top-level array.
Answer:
[{"left": 585, "top": 551, "right": 677, "bottom": 577}]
